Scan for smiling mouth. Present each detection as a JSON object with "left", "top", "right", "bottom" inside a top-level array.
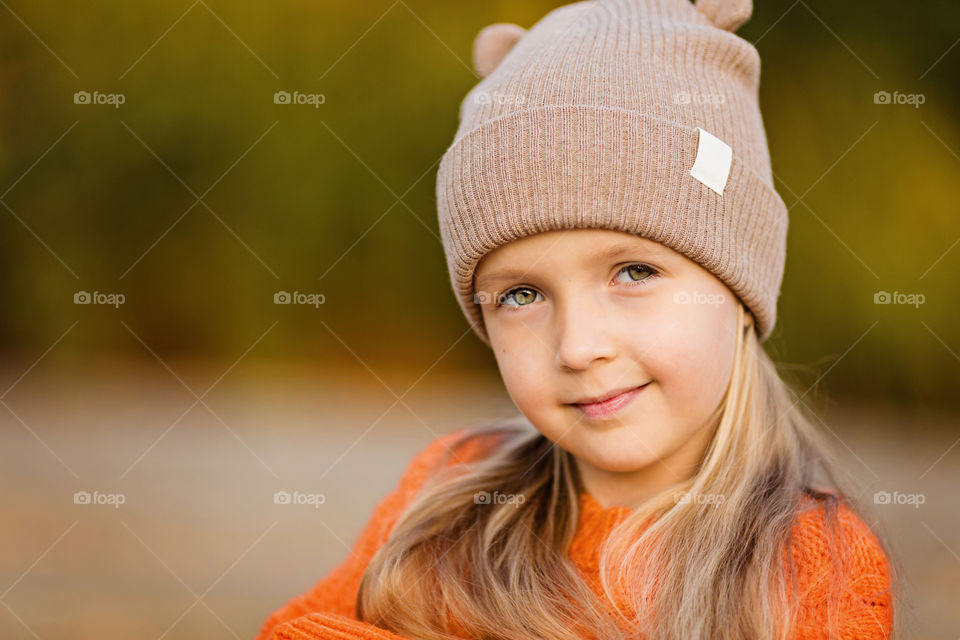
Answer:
[{"left": 567, "top": 382, "right": 650, "bottom": 419}]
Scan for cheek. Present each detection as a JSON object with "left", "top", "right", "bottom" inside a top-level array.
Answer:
[
  {"left": 632, "top": 299, "right": 737, "bottom": 417},
  {"left": 492, "top": 340, "right": 554, "bottom": 414}
]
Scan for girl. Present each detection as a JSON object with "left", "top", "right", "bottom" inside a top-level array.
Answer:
[{"left": 256, "top": 0, "right": 897, "bottom": 638}]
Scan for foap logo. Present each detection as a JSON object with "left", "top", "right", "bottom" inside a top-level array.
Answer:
[
  {"left": 474, "top": 490, "right": 526, "bottom": 507},
  {"left": 74, "top": 90, "right": 126, "bottom": 108},
  {"left": 873, "top": 290, "right": 925, "bottom": 308},
  {"left": 273, "top": 290, "right": 325, "bottom": 308},
  {"left": 674, "top": 91, "right": 725, "bottom": 106},
  {"left": 473, "top": 289, "right": 506, "bottom": 305},
  {"left": 273, "top": 90, "right": 325, "bottom": 109},
  {"left": 673, "top": 290, "right": 725, "bottom": 307},
  {"left": 873, "top": 90, "right": 925, "bottom": 108},
  {"left": 74, "top": 490, "right": 126, "bottom": 508},
  {"left": 874, "top": 490, "right": 925, "bottom": 509},
  {"left": 674, "top": 491, "right": 725, "bottom": 506},
  {"left": 74, "top": 290, "right": 125, "bottom": 308},
  {"left": 473, "top": 91, "right": 525, "bottom": 106},
  {"left": 273, "top": 490, "right": 326, "bottom": 508}
]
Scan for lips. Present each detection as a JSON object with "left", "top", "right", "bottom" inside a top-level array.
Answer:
[
  {"left": 568, "top": 383, "right": 649, "bottom": 406},
  {"left": 566, "top": 382, "right": 650, "bottom": 420}
]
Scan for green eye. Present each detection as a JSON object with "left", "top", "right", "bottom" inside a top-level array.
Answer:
[
  {"left": 616, "top": 263, "right": 659, "bottom": 285},
  {"left": 498, "top": 287, "right": 540, "bottom": 309}
]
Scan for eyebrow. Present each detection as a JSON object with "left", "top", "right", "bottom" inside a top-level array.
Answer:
[{"left": 475, "top": 241, "right": 658, "bottom": 287}]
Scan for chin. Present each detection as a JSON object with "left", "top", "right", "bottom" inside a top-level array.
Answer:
[
  {"left": 575, "top": 440, "right": 663, "bottom": 473},
  {"left": 587, "top": 454, "right": 659, "bottom": 474}
]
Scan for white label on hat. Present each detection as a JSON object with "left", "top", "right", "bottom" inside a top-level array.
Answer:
[{"left": 690, "top": 127, "right": 732, "bottom": 196}]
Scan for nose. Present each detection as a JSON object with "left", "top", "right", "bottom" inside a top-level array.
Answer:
[{"left": 554, "top": 295, "right": 617, "bottom": 371}]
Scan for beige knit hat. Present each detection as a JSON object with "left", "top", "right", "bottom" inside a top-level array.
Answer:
[{"left": 436, "top": 0, "right": 788, "bottom": 346}]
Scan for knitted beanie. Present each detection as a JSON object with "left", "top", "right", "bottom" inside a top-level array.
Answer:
[{"left": 435, "top": 0, "right": 788, "bottom": 346}]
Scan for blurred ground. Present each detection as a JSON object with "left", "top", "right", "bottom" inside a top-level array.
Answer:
[{"left": 0, "top": 358, "right": 957, "bottom": 639}]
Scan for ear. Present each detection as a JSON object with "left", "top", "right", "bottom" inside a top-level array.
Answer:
[
  {"left": 694, "top": 0, "right": 752, "bottom": 32},
  {"left": 472, "top": 23, "right": 527, "bottom": 78}
]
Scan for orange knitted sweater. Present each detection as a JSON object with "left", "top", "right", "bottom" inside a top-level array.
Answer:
[{"left": 254, "top": 429, "right": 893, "bottom": 640}]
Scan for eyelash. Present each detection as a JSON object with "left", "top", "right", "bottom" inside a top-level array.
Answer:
[{"left": 494, "top": 263, "right": 661, "bottom": 311}]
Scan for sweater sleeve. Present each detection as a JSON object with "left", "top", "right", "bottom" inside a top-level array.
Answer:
[
  {"left": 254, "top": 427, "right": 493, "bottom": 640},
  {"left": 788, "top": 499, "right": 894, "bottom": 640}
]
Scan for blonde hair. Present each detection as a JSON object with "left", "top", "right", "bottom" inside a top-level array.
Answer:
[{"left": 356, "top": 304, "right": 899, "bottom": 640}]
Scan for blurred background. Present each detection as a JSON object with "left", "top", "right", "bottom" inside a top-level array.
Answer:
[{"left": 0, "top": 0, "right": 957, "bottom": 638}]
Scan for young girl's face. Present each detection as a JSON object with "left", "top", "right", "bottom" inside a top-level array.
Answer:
[{"left": 475, "top": 229, "right": 752, "bottom": 504}]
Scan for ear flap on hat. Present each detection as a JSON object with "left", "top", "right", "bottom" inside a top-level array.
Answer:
[
  {"left": 472, "top": 23, "right": 527, "bottom": 78},
  {"left": 694, "top": 0, "right": 753, "bottom": 32}
]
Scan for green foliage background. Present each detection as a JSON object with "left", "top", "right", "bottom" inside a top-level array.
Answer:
[{"left": 1, "top": 0, "right": 957, "bottom": 406}]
